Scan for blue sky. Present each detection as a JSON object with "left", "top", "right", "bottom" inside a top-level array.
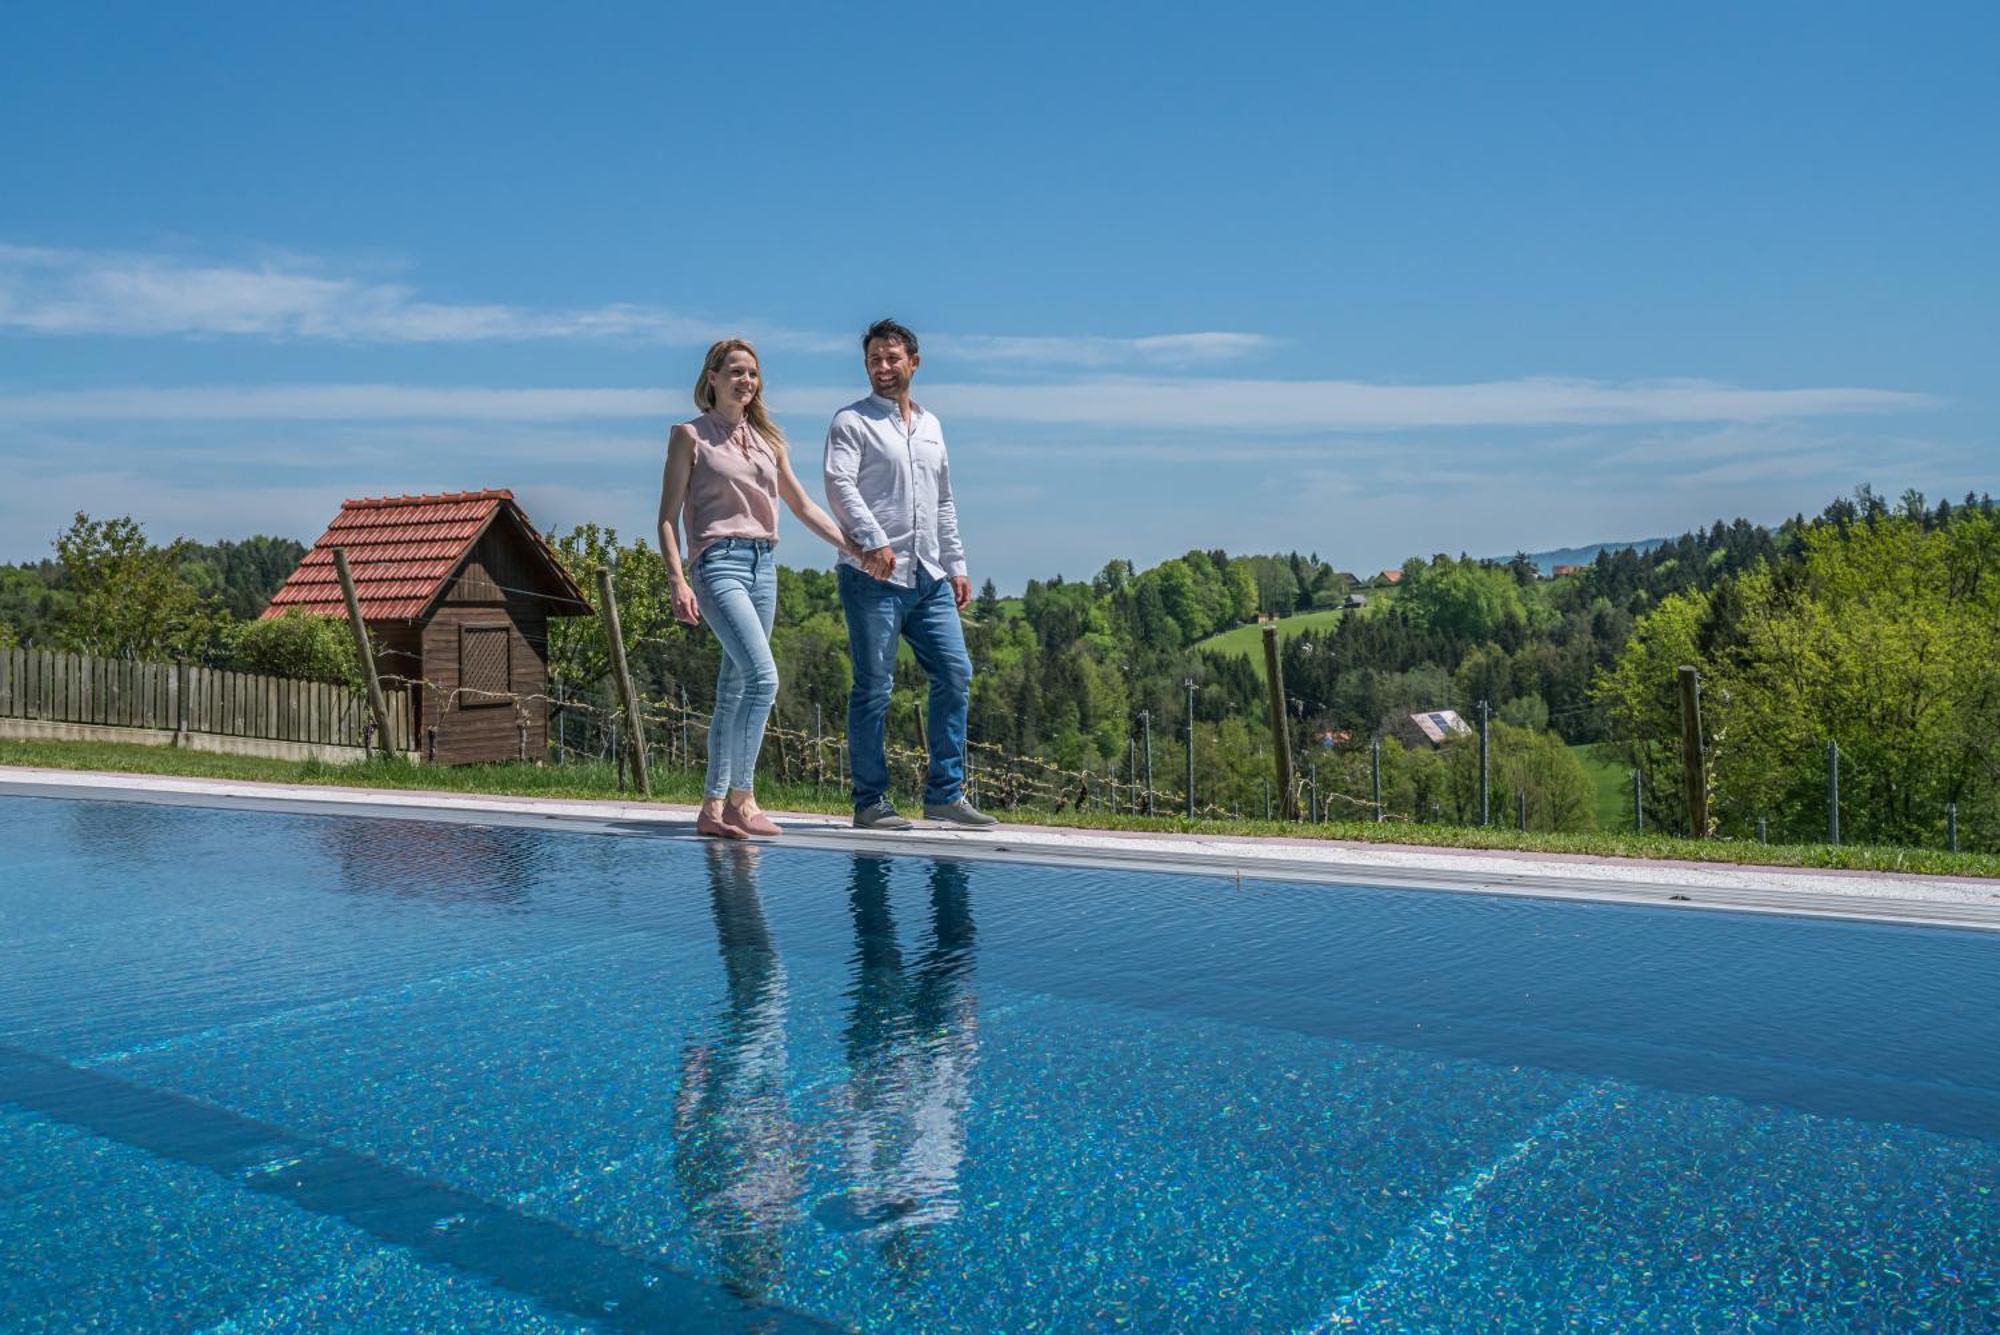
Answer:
[{"left": 3, "top": 2, "right": 1994, "bottom": 589}]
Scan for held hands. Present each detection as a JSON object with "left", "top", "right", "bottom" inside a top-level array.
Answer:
[
  {"left": 671, "top": 577, "right": 701, "bottom": 627},
  {"left": 857, "top": 544, "right": 897, "bottom": 581}
]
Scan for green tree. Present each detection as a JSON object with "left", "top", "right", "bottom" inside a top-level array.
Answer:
[
  {"left": 545, "top": 523, "right": 678, "bottom": 693},
  {"left": 1437, "top": 721, "right": 1596, "bottom": 831},
  {"left": 221, "top": 610, "right": 360, "bottom": 685},
  {"left": 53, "top": 513, "right": 229, "bottom": 660},
  {"left": 1599, "top": 511, "right": 2000, "bottom": 848},
  {"left": 1397, "top": 556, "right": 1525, "bottom": 643}
]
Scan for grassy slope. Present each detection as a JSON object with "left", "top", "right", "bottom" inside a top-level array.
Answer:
[
  {"left": 1198, "top": 608, "right": 1348, "bottom": 669},
  {"left": 5, "top": 737, "right": 1995, "bottom": 878},
  {"left": 1573, "top": 742, "right": 1633, "bottom": 832}
]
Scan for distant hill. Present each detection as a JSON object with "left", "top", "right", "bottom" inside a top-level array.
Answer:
[{"left": 1509, "top": 536, "right": 1670, "bottom": 575}]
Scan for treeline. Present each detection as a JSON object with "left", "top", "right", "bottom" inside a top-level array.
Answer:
[
  {"left": 0, "top": 514, "right": 350, "bottom": 681},
  {"left": 8, "top": 485, "right": 1994, "bottom": 845},
  {"left": 1599, "top": 491, "right": 2000, "bottom": 849}
]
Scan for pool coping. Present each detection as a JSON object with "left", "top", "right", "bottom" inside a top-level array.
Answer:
[{"left": 7, "top": 765, "right": 2000, "bottom": 934}]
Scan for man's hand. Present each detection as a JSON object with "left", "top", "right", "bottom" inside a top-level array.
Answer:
[
  {"left": 861, "top": 546, "right": 897, "bottom": 581},
  {"left": 950, "top": 575, "right": 972, "bottom": 611}
]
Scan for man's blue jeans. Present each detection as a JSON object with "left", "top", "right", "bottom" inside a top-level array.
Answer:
[{"left": 838, "top": 564, "right": 972, "bottom": 809}]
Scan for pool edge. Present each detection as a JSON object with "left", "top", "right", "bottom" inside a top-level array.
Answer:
[{"left": 6, "top": 765, "right": 1999, "bottom": 935}]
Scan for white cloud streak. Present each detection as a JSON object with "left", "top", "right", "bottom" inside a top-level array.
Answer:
[
  {"left": 925, "top": 331, "right": 1277, "bottom": 366},
  {"left": 0, "top": 244, "right": 1272, "bottom": 366},
  {"left": 0, "top": 374, "right": 1934, "bottom": 430},
  {"left": 905, "top": 376, "right": 1934, "bottom": 430}
]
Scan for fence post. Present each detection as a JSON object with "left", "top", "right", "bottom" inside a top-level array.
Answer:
[
  {"left": 1140, "top": 710, "right": 1154, "bottom": 816},
  {"left": 1517, "top": 789, "right": 1527, "bottom": 832},
  {"left": 596, "top": 567, "right": 650, "bottom": 798},
  {"left": 1371, "top": 737, "right": 1383, "bottom": 822},
  {"left": 1758, "top": 815, "right": 1768, "bottom": 844},
  {"left": 680, "top": 684, "right": 690, "bottom": 769},
  {"left": 1477, "top": 699, "right": 1491, "bottom": 827},
  {"left": 1826, "top": 740, "right": 1840, "bottom": 845},
  {"left": 815, "top": 703, "right": 825, "bottom": 785},
  {"left": 1948, "top": 801, "right": 1959, "bottom": 854},
  {"left": 1632, "top": 769, "right": 1644, "bottom": 834},
  {"left": 1260, "top": 623, "right": 1298, "bottom": 820},
  {"left": 1677, "top": 665, "right": 1708, "bottom": 838},
  {"left": 172, "top": 659, "right": 190, "bottom": 746},
  {"left": 1184, "top": 677, "right": 1196, "bottom": 819},
  {"left": 332, "top": 547, "right": 396, "bottom": 760},
  {"left": 1309, "top": 761, "right": 1318, "bottom": 823}
]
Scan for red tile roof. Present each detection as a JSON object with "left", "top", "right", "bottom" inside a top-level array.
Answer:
[{"left": 263, "top": 490, "right": 589, "bottom": 623}]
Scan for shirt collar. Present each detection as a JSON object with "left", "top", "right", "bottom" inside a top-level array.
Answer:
[{"left": 868, "top": 392, "right": 922, "bottom": 423}]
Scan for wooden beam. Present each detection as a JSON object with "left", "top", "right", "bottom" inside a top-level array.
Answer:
[
  {"left": 596, "top": 566, "right": 650, "bottom": 797},
  {"left": 333, "top": 547, "right": 397, "bottom": 760}
]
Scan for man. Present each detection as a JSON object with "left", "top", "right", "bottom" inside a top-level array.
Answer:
[{"left": 824, "top": 318, "right": 997, "bottom": 829}]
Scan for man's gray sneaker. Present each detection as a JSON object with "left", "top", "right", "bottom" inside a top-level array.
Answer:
[
  {"left": 923, "top": 798, "right": 999, "bottom": 828},
  {"left": 853, "top": 800, "right": 913, "bottom": 831}
]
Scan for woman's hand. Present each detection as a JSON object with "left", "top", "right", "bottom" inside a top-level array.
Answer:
[{"left": 671, "top": 577, "right": 701, "bottom": 627}]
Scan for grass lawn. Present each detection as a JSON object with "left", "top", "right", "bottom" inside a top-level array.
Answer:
[
  {"left": 1572, "top": 742, "right": 1634, "bottom": 832},
  {"left": 1198, "top": 608, "right": 1348, "bottom": 671},
  {"left": 4, "top": 736, "right": 1996, "bottom": 879}
]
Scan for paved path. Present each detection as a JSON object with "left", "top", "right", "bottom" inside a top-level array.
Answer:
[{"left": 6, "top": 765, "right": 1998, "bottom": 933}]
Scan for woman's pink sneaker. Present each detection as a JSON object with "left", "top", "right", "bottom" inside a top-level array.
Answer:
[
  {"left": 696, "top": 809, "right": 748, "bottom": 840},
  {"left": 722, "top": 804, "right": 782, "bottom": 837}
]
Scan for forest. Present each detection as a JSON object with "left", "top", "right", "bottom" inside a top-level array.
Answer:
[{"left": 5, "top": 485, "right": 1994, "bottom": 846}]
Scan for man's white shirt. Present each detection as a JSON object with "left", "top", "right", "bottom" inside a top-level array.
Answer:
[{"left": 823, "top": 393, "right": 967, "bottom": 588}]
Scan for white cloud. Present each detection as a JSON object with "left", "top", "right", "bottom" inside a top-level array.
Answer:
[
  {"left": 0, "top": 384, "right": 682, "bottom": 421},
  {"left": 0, "top": 244, "right": 1277, "bottom": 367},
  {"left": 896, "top": 376, "right": 1935, "bottom": 430},
  {"left": 926, "top": 330, "right": 1277, "bottom": 366},
  {"left": 0, "top": 243, "right": 731, "bottom": 344},
  {"left": 0, "top": 374, "right": 1934, "bottom": 430}
]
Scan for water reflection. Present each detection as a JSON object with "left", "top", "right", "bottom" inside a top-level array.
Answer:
[
  {"left": 672, "top": 842, "right": 804, "bottom": 1299},
  {"left": 673, "top": 849, "right": 983, "bottom": 1287},
  {"left": 830, "top": 856, "right": 979, "bottom": 1250},
  {"left": 317, "top": 820, "right": 544, "bottom": 906}
]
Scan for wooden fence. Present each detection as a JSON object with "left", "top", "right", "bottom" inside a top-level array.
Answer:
[{"left": 0, "top": 648, "right": 414, "bottom": 753}]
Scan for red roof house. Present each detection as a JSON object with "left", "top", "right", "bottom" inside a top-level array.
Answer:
[{"left": 265, "top": 490, "right": 591, "bottom": 764}]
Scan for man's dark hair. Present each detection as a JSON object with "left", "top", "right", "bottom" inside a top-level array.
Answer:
[{"left": 862, "top": 318, "right": 919, "bottom": 357}]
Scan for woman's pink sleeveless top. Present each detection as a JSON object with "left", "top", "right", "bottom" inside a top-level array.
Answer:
[{"left": 682, "top": 411, "right": 780, "bottom": 566}]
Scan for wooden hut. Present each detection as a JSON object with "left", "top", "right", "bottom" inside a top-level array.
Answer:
[{"left": 263, "top": 490, "right": 591, "bottom": 764}]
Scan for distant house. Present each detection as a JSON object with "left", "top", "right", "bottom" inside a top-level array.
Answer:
[
  {"left": 1373, "top": 569, "right": 1404, "bottom": 587},
  {"left": 1344, "top": 592, "right": 1368, "bottom": 609},
  {"left": 264, "top": 490, "right": 591, "bottom": 765},
  {"left": 1402, "top": 709, "right": 1473, "bottom": 749},
  {"left": 1551, "top": 563, "right": 1587, "bottom": 578}
]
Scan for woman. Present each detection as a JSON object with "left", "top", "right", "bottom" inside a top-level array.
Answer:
[{"left": 659, "top": 338, "right": 870, "bottom": 839}]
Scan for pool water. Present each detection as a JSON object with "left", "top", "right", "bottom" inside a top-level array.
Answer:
[{"left": 1, "top": 795, "right": 1996, "bottom": 1331}]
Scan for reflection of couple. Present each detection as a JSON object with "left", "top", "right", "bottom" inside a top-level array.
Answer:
[
  {"left": 672, "top": 846, "right": 978, "bottom": 1296},
  {"left": 671, "top": 843, "right": 802, "bottom": 1298},
  {"left": 657, "top": 319, "right": 999, "bottom": 840},
  {"left": 835, "top": 856, "right": 978, "bottom": 1239}
]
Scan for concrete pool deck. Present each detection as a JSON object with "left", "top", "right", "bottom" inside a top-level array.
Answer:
[{"left": 6, "top": 764, "right": 1999, "bottom": 933}]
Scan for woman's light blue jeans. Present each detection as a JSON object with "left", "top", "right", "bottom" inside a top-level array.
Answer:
[{"left": 691, "top": 538, "right": 779, "bottom": 799}]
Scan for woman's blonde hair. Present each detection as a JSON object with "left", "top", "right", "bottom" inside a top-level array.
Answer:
[{"left": 692, "top": 338, "right": 786, "bottom": 457}]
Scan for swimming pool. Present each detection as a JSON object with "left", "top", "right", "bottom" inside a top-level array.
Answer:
[{"left": 2, "top": 793, "right": 1996, "bottom": 1331}]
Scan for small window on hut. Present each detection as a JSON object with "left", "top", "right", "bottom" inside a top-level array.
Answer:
[{"left": 459, "top": 625, "right": 512, "bottom": 707}]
